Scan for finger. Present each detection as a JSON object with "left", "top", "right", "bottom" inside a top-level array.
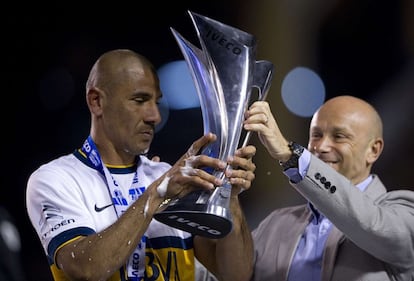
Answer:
[
  {"left": 164, "top": 174, "right": 214, "bottom": 199},
  {"left": 244, "top": 101, "right": 274, "bottom": 127},
  {"left": 227, "top": 169, "right": 255, "bottom": 183},
  {"left": 246, "top": 112, "right": 268, "bottom": 125},
  {"left": 229, "top": 174, "right": 253, "bottom": 194},
  {"left": 187, "top": 154, "right": 227, "bottom": 172},
  {"left": 228, "top": 155, "right": 256, "bottom": 173},
  {"left": 248, "top": 100, "right": 271, "bottom": 114},
  {"left": 182, "top": 156, "right": 225, "bottom": 185},
  {"left": 186, "top": 133, "right": 217, "bottom": 156},
  {"left": 176, "top": 166, "right": 222, "bottom": 189},
  {"left": 235, "top": 145, "right": 256, "bottom": 159}
]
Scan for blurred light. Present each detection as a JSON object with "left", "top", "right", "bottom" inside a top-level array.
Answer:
[
  {"left": 0, "top": 220, "right": 21, "bottom": 252},
  {"left": 157, "top": 60, "right": 200, "bottom": 110},
  {"left": 281, "top": 66, "right": 325, "bottom": 117},
  {"left": 155, "top": 95, "right": 170, "bottom": 133}
]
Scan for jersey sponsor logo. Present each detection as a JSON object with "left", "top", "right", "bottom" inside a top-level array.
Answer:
[
  {"left": 94, "top": 203, "right": 114, "bottom": 212},
  {"left": 42, "top": 218, "right": 75, "bottom": 239},
  {"left": 144, "top": 250, "right": 192, "bottom": 280}
]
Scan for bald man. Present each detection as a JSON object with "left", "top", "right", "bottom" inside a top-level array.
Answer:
[
  {"left": 244, "top": 96, "right": 414, "bottom": 281},
  {"left": 26, "top": 49, "right": 256, "bottom": 281}
]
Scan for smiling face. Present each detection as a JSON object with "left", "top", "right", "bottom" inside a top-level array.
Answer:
[{"left": 308, "top": 95, "right": 384, "bottom": 185}]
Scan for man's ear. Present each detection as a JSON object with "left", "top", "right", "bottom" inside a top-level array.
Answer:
[
  {"left": 367, "top": 137, "right": 384, "bottom": 165},
  {"left": 86, "top": 87, "right": 104, "bottom": 116}
]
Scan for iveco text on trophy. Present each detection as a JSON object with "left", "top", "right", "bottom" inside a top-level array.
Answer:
[{"left": 154, "top": 11, "right": 274, "bottom": 238}]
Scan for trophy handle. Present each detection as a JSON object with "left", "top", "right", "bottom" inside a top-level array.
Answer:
[{"left": 241, "top": 60, "right": 274, "bottom": 148}]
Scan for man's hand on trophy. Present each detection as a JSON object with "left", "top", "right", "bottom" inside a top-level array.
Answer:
[
  {"left": 226, "top": 145, "right": 257, "bottom": 196},
  {"left": 158, "top": 133, "right": 227, "bottom": 200},
  {"left": 244, "top": 101, "right": 290, "bottom": 161}
]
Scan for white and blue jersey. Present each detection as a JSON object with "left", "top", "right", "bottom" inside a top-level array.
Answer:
[{"left": 26, "top": 149, "right": 197, "bottom": 281}]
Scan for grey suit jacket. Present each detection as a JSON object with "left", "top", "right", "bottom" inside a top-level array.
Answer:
[{"left": 251, "top": 155, "right": 414, "bottom": 281}]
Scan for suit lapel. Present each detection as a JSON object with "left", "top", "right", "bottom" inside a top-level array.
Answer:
[{"left": 277, "top": 207, "right": 312, "bottom": 280}]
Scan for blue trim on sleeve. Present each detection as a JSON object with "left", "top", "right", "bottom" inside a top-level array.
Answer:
[{"left": 47, "top": 226, "right": 95, "bottom": 264}]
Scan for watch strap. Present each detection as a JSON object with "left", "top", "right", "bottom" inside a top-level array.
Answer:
[{"left": 279, "top": 141, "right": 304, "bottom": 171}]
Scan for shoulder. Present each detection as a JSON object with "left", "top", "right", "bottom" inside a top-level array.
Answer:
[
  {"left": 26, "top": 153, "right": 94, "bottom": 200},
  {"left": 377, "top": 188, "right": 414, "bottom": 205},
  {"left": 369, "top": 175, "right": 414, "bottom": 204}
]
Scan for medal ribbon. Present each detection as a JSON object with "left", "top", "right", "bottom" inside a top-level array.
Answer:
[{"left": 82, "top": 136, "right": 146, "bottom": 280}]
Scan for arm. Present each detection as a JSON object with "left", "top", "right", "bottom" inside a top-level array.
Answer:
[
  {"left": 54, "top": 181, "right": 163, "bottom": 280},
  {"left": 55, "top": 133, "right": 230, "bottom": 281},
  {"left": 295, "top": 157, "right": 414, "bottom": 269},
  {"left": 243, "top": 101, "right": 292, "bottom": 163},
  {"left": 194, "top": 145, "right": 256, "bottom": 281},
  {"left": 244, "top": 101, "right": 414, "bottom": 271}
]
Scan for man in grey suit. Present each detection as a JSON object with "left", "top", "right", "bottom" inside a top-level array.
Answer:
[{"left": 243, "top": 95, "right": 414, "bottom": 281}]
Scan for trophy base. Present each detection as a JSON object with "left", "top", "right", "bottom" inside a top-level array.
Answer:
[{"left": 154, "top": 195, "right": 232, "bottom": 239}]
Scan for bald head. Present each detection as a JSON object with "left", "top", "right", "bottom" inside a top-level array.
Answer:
[
  {"left": 314, "top": 95, "right": 383, "bottom": 140},
  {"left": 309, "top": 95, "right": 384, "bottom": 183},
  {"left": 86, "top": 49, "right": 157, "bottom": 94},
  {"left": 84, "top": 49, "right": 162, "bottom": 162}
]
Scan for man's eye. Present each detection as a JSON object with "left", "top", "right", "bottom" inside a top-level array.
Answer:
[
  {"left": 335, "top": 134, "right": 345, "bottom": 138},
  {"left": 134, "top": 97, "right": 145, "bottom": 103}
]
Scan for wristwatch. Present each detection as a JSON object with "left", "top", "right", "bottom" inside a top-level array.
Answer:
[{"left": 279, "top": 141, "right": 304, "bottom": 171}]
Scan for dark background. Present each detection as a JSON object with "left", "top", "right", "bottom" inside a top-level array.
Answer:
[{"left": 5, "top": 1, "right": 414, "bottom": 280}]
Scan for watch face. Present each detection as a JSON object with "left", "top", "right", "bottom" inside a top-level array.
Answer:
[
  {"left": 279, "top": 142, "right": 301, "bottom": 170},
  {"left": 291, "top": 142, "right": 304, "bottom": 156},
  {"left": 280, "top": 142, "right": 304, "bottom": 170}
]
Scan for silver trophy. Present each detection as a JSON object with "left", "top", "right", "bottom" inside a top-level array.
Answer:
[{"left": 154, "top": 11, "right": 274, "bottom": 238}]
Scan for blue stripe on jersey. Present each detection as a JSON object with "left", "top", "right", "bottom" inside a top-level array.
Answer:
[
  {"left": 73, "top": 149, "right": 139, "bottom": 174},
  {"left": 47, "top": 226, "right": 95, "bottom": 264}
]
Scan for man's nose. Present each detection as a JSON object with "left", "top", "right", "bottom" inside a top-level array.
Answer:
[{"left": 313, "top": 137, "right": 333, "bottom": 153}]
